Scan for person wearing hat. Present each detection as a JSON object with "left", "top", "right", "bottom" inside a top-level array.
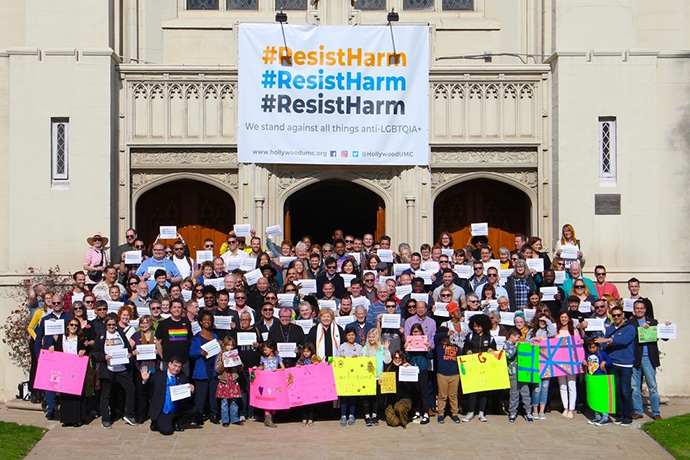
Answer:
[
  {"left": 441, "top": 301, "right": 469, "bottom": 348},
  {"left": 84, "top": 233, "right": 111, "bottom": 289}
]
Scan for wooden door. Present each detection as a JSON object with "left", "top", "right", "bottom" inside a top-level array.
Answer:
[
  {"left": 433, "top": 179, "right": 529, "bottom": 251},
  {"left": 136, "top": 180, "right": 235, "bottom": 257}
]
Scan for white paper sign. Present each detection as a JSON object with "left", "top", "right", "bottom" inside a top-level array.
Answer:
[
  {"left": 399, "top": 365, "right": 420, "bottom": 382},
  {"left": 561, "top": 245, "right": 579, "bottom": 260},
  {"left": 181, "top": 290, "right": 192, "bottom": 302},
  {"left": 201, "top": 339, "right": 222, "bottom": 357},
  {"left": 107, "top": 301, "right": 124, "bottom": 314},
  {"left": 499, "top": 312, "right": 515, "bottom": 326},
  {"left": 266, "top": 225, "right": 283, "bottom": 237},
  {"left": 657, "top": 324, "right": 677, "bottom": 339},
  {"left": 204, "top": 277, "right": 225, "bottom": 291},
  {"left": 555, "top": 270, "right": 566, "bottom": 285},
  {"left": 441, "top": 249, "right": 454, "bottom": 259},
  {"left": 396, "top": 284, "right": 413, "bottom": 298},
  {"left": 471, "top": 222, "right": 489, "bottom": 236},
  {"left": 128, "top": 319, "right": 139, "bottom": 329},
  {"left": 494, "top": 335, "right": 506, "bottom": 351},
  {"left": 523, "top": 309, "right": 536, "bottom": 323},
  {"left": 352, "top": 296, "right": 368, "bottom": 308},
  {"left": 136, "top": 305, "right": 150, "bottom": 317},
  {"left": 147, "top": 266, "right": 166, "bottom": 276},
  {"left": 223, "top": 350, "right": 243, "bottom": 367},
  {"left": 214, "top": 316, "right": 233, "bottom": 330},
  {"left": 393, "top": 264, "right": 411, "bottom": 276},
  {"left": 464, "top": 311, "right": 482, "bottom": 323},
  {"left": 169, "top": 384, "right": 192, "bottom": 401},
  {"left": 295, "top": 279, "right": 316, "bottom": 295},
  {"left": 410, "top": 293, "right": 429, "bottom": 303},
  {"left": 328, "top": 316, "right": 350, "bottom": 329},
  {"left": 341, "top": 274, "right": 356, "bottom": 288},
  {"left": 295, "top": 319, "right": 314, "bottom": 334},
  {"left": 237, "top": 332, "right": 257, "bottom": 346},
  {"left": 136, "top": 344, "right": 157, "bottom": 361},
  {"left": 422, "top": 261, "right": 440, "bottom": 273},
  {"left": 280, "top": 256, "right": 297, "bottom": 267},
  {"left": 579, "top": 301, "right": 592, "bottom": 314},
  {"left": 346, "top": 253, "right": 361, "bottom": 264},
  {"left": 244, "top": 268, "right": 262, "bottom": 286},
  {"left": 277, "top": 342, "right": 297, "bottom": 358},
  {"left": 72, "top": 293, "right": 84, "bottom": 303},
  {"left": 483, "top": 260, "right": 501, "bottom": 272},
  {"left": 191, "top": 321, "right": 202, "bottom": 335},
  {"left": 526, "top": 258, "right": 544, "bottom": 273},
  {"left": 584, "top": 318, "right": 606, "bottom": 332},
  {"left": 415, "top": 270, "right": 434, "bottom": 285},
  {"left": 381, "top": 314, "right": 402, "bottom": 328},
  {"left": 107, "top": 347, "right": 129, "bottom": 366},
  {"left": 277, "top": 293, "right": 295, "bottom": 308},
  {"left": 196, "top": 250, "right": 214, "bottom": 264},
  {"left": 540, "top": 286, "right": 557, "bottom": 302},
  {"left": 433, "top": 303, "right": 449, "bottom": 318},
  {"left": 623, "top": 298, "right": 636, "bottom": 313},
  {"left": 378, "top": 250, "right": 394, "bottom": 263},
  {"left": 318, "top": 299, "right": 337, "bottom": 311},
  {"left": 240, "top": 259, "right": 257, "bottom": 272},
  {"left": 87, "top": 310, "right": 96, "bottom": 321},
  {"left": 159, "top": 226, "right": 177, "bottom": 239},
  {"left": 44, "top": 319, "right": 65, "bottom": 335},
  {"left": 125, "top": 251, "right": 143, "bottom": 265},
  {"left": 454, "top": 265, "right": 472, "bottom": 279},
  {"left": 233, "top": 224, "right": 251, "bottom": 238}
]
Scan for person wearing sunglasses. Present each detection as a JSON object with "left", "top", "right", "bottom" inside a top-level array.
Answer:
[
  {"left": 596, "top": 305, "right": 636, "bottom": 426},
  {"left": 561, "top": 261, "right": 596, "bottom": 299},
  {"left": 84, "top": 233, "right": 111, "bottom": 288},
  {"left": 44, "top": 318, "right": 89, "bottom": 427},
  {"left": 92, "top": 313, "right": 138, "bottom": 429},
  {"left": 113, "top": 228, "right": 138, "bottom": 270}
]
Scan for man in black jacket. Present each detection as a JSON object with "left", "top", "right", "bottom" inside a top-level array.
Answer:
[
  {"left": 141, "top": 357, "right": 197, "bottom": 435},
  {"left": 631, "top": 300, "right": 666, "bottom": 420},
  {"left": 268, "top": 307, "right": 305, "bottom": 368},
  {"left": 316, "top": 257, "right": 345, "bottom": 298}
]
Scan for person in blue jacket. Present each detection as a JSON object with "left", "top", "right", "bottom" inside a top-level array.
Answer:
[
  {"left": 189, "top": 311, "right": 220, "bottom": 425},
  {"left": 596, "top": 305, "right": 636, "bottom": 426}
]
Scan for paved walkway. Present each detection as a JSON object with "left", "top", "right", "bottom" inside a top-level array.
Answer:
[{"left": 2, "top": 398, "right": 687, "bottom": 460}]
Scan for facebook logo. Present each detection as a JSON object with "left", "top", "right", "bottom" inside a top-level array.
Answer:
[{"left": 330, "top": 151, "right": 337, "bottom": 157}]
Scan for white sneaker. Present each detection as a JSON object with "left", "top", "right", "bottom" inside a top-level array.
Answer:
[
  {"left": 478, "top": 413, "right": 488, "bottom": 422},
  {"left": 462, "top": 412, "right": 475, "bottom": 422}
]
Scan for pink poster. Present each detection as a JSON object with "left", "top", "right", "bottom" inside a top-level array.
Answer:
[
  {"left": 286, "top": 363, "right": 337, "bottom": 407},
  {"left": 34, "top": 350, "right": 88, "bottom": 396},
  {"left": 249, "top": 369, "right": 291, "bottom": 410},
  {"left": 538, "top": 335, "right": 585, "bottom": 378}
]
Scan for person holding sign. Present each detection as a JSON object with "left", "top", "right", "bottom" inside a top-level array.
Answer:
[
  {"left": 130, "top": 315, "right": 158, "bottom": 424},
  {"left": 255, "top": 340, "right": 285, "bottom": 427},
  {"left": 555, "top": 311, "right": 579, "bottom": 419},
  {"left": 43, "top": 318, "right": 89, "bottom": 427},
  {"left": 583, "top": 337, "right": 613, "bottom": 426},
  {"left": 554, "top": 224, "right": 585, "bottom": 269},
  {"left": 596, "top": 305, "right": 636, "bottom": 426},
  {"left": 631, "top": 300, "right": 666, "bottom": 420},
  {"left": 434, "top": 327, "right": 461, "bottom": 424},
  {"left": 141, "top": 357, "right": 198, "bottom": 435},
  {"left": 189, "top": 311, "right": 221, "bottom": 425},
  {"left": 382, "top": 351, "right": 414, "bottom": 428},
  {"left": 361, "top": 329, "right": 392, "bottom": 426},
  {"left": 214, "top": 336, "right": 243, "bottom": 427},
  {"left": 337, "top": 327, "right": 365, "bottom": 426},
  {"left": 404, "top": 323, "right": 432, "bottom": 425},
  {"left": 461, "top": 314, "right": 496, "bottom": 423},
  {"left": 268, "top": 307, "right": 305, "bottom": 368},
  {"left": 91, "top": 314, "right": 138, "bottom": 429}
]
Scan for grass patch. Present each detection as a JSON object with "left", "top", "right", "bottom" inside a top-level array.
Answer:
[
  {"left": 0, "top": 421, "right": 47, "bottom": 460},
  {"left": 643, "top": 413, "right": 690, "bottom": 460}
]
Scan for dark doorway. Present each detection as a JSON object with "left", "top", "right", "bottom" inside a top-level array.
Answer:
[
  {"left": 285, "top": 180, "right": 385, "bottom": 245},
  {"left": 136, "top": 179, "right": 235, "bottom": 256},
  {"left": 433, "top": 179, "right": 530, "bottom": 251}
]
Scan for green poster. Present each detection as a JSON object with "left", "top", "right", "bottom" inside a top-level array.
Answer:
[
  {"left": 586, "top": 374, "right": 616, "bottom": 414},
  {"left": 517, "top": 342, "right": 540, "bottom": 383},
  {"left": 638, "top": 326, "right": 658, "bottom": 343}
]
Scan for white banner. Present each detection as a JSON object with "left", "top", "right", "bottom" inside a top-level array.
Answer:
[{"left": 238, "top": 24, "right": 429, "bottom": 165}]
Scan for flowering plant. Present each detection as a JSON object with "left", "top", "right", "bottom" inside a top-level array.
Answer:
[{"left": 1, "top": 266, "right": 72, "bottom": 374}]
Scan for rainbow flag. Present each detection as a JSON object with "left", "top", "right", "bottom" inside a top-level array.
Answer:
[{"left": 168, "top": 328, "right": 189, "bottom": 341}]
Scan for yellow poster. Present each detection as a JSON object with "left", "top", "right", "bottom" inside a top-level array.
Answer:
[
  {"left": 331, "top": 357, "right": 377, "bottom": 396},
  {"left": 457, "top": 351, "right": 510, "bottom": 394},
  {"left": 380, "top": 372, "right": 397, "bottom": 394}
]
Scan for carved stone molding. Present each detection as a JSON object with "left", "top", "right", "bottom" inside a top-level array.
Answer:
[
  {"left": 275, "top": 170, "right": 393, "bottom": 191},
  {"left": 430, "top": 170, "right": 538, "bottom": 192},
  {"left": 131, "top": 150, "right": 238, "bottom": 168},
  {"left": 431, "top": 149, "right": 537, "bottom": 165},
  {"left": 131, "top": 171, "right": 239, "bottom": 195}
]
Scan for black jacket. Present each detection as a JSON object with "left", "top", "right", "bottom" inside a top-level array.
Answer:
[
  {"left": 462, "top": 332, "right": 496, "bottom": 355},
  {"left": 316, "top": 272, "right": 345, "bottom": 298},
  {"left": 634, "top": 317, "right": 663, "bottom": 368},
  {"left": 91, "top": 328, "right": 133, "bottom": 376},
  {"left": 148, "top": 370, "right": 190, "bottom": 421},
  {"left": 267, "top": 323, "right": 305, "bottom": 368}
]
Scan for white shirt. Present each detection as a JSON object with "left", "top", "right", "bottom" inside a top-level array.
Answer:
[
  {"left": 173, "top": 256, "right": 194, "bottom": 279},
  {"left": 221, "top": 249, "right": 249, "bottom": 265}
]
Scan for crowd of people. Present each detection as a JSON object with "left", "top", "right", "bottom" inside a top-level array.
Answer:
[{"left": 25, "top": 224, "right": 667, "bottom": 434}]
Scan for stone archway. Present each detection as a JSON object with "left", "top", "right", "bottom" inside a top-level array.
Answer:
[
  {"left": 135, "top": 179, "right": 235, "bottom": 255},
  {"left": 283, "top": 179, "right": 386, "bottom": 245},
  {"left": 433, "top": 178, "right": 531, "bottom": 251}
]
